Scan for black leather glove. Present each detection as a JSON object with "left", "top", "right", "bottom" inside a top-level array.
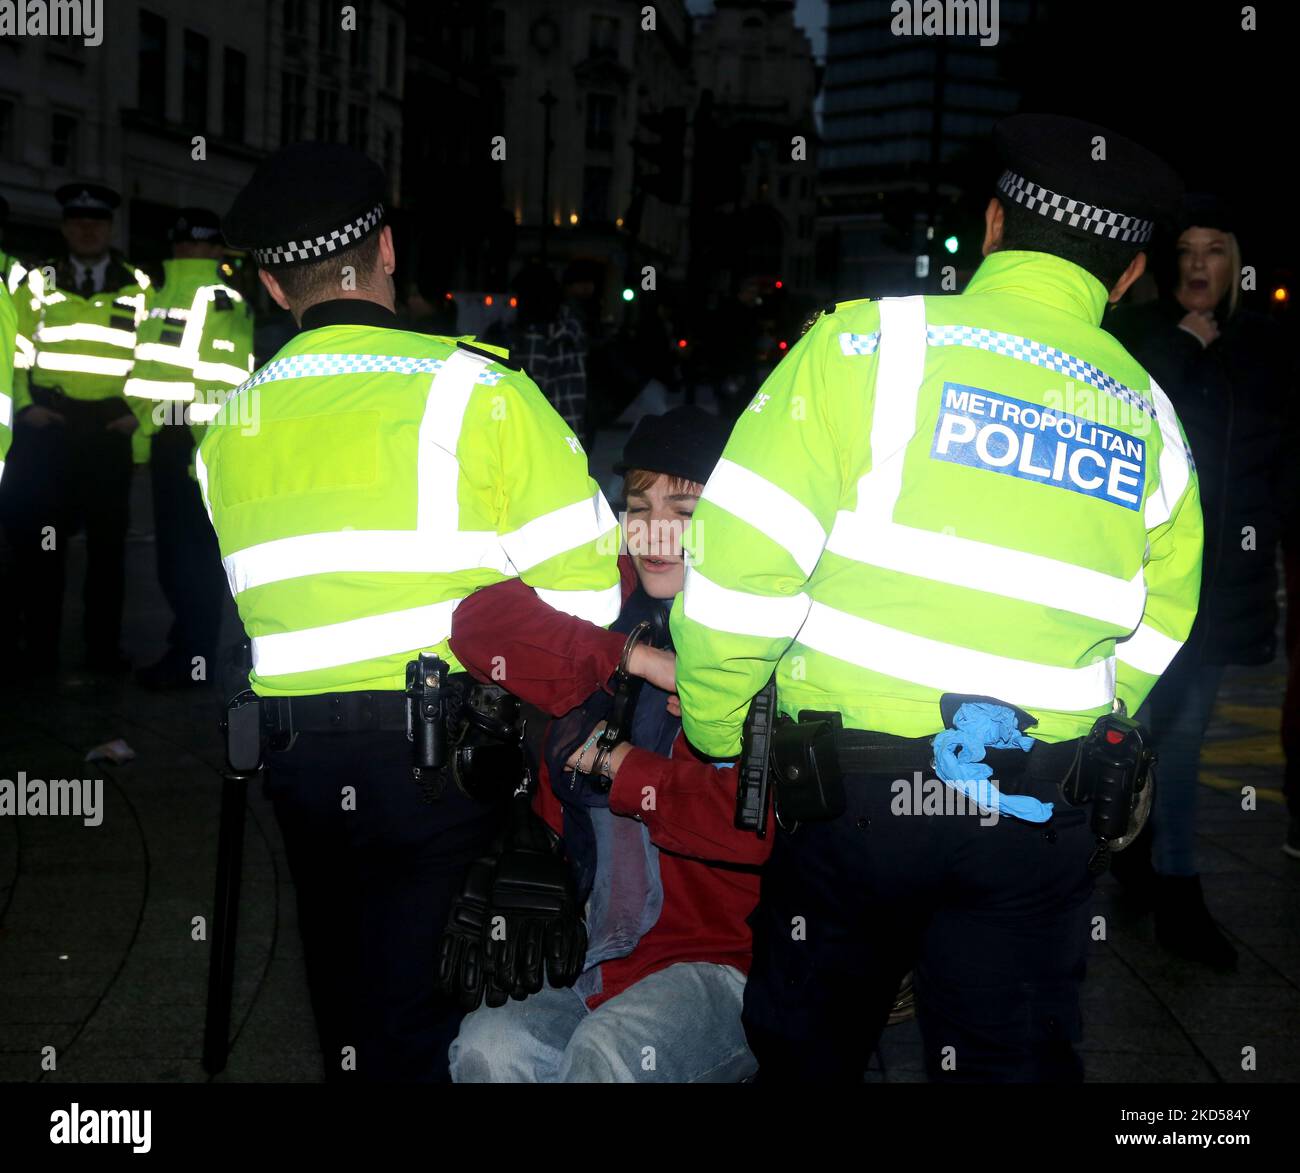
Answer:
[
  {"left": 483, "top": 793, "right": 587, "bottom": 1005},
  {"left": 436, "top": 855, "right": 497, "bottom": 1011}
]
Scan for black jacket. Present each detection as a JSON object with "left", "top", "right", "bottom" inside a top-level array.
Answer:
[{"left": 1107, "top": 298, "right": 1291, "bottom": 666}]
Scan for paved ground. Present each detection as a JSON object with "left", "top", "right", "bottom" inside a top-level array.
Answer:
[{"left": 0, "top": 435, "right": 1296, "bottom": 1083}]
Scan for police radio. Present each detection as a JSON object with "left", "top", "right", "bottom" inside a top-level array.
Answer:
[
  {"left": 406, "top": 652, "right": 449, "bottom": 771},
  {"left": 1063, "top": 712, "right": 1156, "bottom": 864}
]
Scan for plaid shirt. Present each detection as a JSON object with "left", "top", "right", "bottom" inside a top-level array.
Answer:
[{"left": 500, "top": 304, "right": 588, "bottom": 436}]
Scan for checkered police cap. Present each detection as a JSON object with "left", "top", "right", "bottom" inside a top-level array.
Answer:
[
  {"left": 994, "top": 114, "right": 1183, "bottom": 249},
  {"left": 222, "top": 142, "right": 388, "bottom": 270},
  {"left": 996, "top": 170, "right": 1154, "bottom": 245}
]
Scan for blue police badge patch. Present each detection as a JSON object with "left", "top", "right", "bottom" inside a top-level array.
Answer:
[{"left": 930, "top": 383, "right": 1146, "bottom": 510}]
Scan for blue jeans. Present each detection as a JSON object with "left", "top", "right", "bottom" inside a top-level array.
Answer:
[
  {"left": 1137, "top": 654, "right": 1224, "bottom": 877},
  {"left": 449, "top": 962, "right": 756, "bottom": 1083}
]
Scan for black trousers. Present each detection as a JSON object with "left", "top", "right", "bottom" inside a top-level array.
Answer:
[
  {"left": 0, "top": 390, "right": 133, "bottom": 666},
  {"left": 149, "top": 425, "right": 224, "bottom": 669},
  {"left": 743, "top": 745, "right": 1096, "bottom": 1083},
  {"left": 262, "top": 729, "right": 502, "bottom": 1082}
]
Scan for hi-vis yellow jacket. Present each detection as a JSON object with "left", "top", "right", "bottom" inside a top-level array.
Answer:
[
  {"left": 671, "top": 251, "right": 1203, "bottom": 756},
  {"left": 196, "top": 318, "right": 622, "bottom": 696}
]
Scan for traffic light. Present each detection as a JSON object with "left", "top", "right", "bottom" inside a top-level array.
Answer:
[
  {"left": 944, "top": 235, "right": 959, "bottom": 255},
  {"left": 622, "top": 287, "right": 635, "bottom": 302}
]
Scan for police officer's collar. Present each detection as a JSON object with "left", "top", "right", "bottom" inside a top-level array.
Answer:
[
  {"left": 964, "top": 250, "right": 1109, "bottom": 326},
  {"left": 299, "top": 297, "right": 398, "bottom": 332}
]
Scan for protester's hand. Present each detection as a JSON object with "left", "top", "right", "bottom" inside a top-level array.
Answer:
[
  {"left": 21, "top": 405, "right": 64, "bottom": 429},
  {"left": 105, "top": 413, "right": 139, "bottom": 435},
  {"left": 666, "top": 694, "right": 681, "bottom": 718},
  {"left": 1178, "top": 310, "right": 1219, "bottom": 347},
  {"left": 564, "top": 721, "right": 607, "bottom": 773},
  {"left": 628, "top": 644, "right": 676, "bottom": 693}
]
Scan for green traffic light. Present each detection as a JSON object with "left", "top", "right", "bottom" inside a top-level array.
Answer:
[
  {"left": 944, "top": 235, "right": 959, "bottom": 254},
  {"left": 622, "top": 287, "right": 635, "bottom": 302}
]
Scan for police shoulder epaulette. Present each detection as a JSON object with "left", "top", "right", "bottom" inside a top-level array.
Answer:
[
  {"left": 212, "top": 289, "right": 233, "bottom": 311},
  {"left": 456, "top": 339, "right": 522, "bottom": 371}
]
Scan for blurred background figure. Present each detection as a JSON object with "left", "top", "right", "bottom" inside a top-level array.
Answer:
[
  {"left": 485, "top": 260, "right": 588, "bottom": 444},
  {"left": 125, "top": 208, "right": 253, "bottom": 690},
  {"left": 1107, "top": 194, "right": 1290, "bottom": 968},
  {"left": 0, "top": 183, "right": 152, "bottom": 679}
]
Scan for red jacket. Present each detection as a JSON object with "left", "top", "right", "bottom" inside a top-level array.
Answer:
[{"left": 450, "top": 556, "right": 772, "bottom": 1008}]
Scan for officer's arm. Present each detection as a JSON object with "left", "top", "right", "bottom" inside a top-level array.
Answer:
[
  {"left": 0, "top": 284, "right": 15, "bottom": 474},
  {"left": 1114, "top": 387, "right": 1204, "bottom": 715},
  {"left": 488, "top": 369, "right": 622, "bottom": 626},
  {"left": 670, "top": 311, "right": 855, "bottom": 757},
  {"left": 11, "top": 270, "right": 37, "bottom": 412}
]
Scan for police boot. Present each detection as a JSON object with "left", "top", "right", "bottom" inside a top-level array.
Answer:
[{"left": 1153, "top": 874, "right": 1238, "bottom": 971}]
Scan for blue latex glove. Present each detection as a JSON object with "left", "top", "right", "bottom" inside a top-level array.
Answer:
[{"left": 932, "top": 702, "right": 1052, "bottom": 823}]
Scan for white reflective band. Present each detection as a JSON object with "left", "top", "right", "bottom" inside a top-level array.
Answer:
[
  {"left": 683, "top": 565, "right": 811, "bottom": 639},
  {"left": 14, "top": 335, "right": 34, "bottom": 368},
  {"left": 212, "top": 338, "right": 234, "bottom": 351},
  {"left": 35, "top": 324, "right": 136, "bottom": 349},
  {"left": 864, "top": 296, "right": 928, "bottom": 522},
  {"left": 149, "top": 306, "right": 191, "bottom": 320},
  {"left": 35, "top": 352, "right": 133, "bottom": 376},
  {"left": 133, "top": 269, "right": 151, "bottom": 290},
  {"left": 1115, "top": 621, "right": 1183, "bottom": 676},
  {"left": 224, "top": 529, "right": 512, "bottom": 595},
  {"left": 7, "top": 262, "right": 26, "bottom": 294},
  {"left": 799, "top": 601, "right": 1117, "bottom": 713},
  {"left": 188, "top": 401, "right": 223, "bottom": 423},
  {"left": 251, "top": 598, "right": 461, "bottom": 678},
  {"left": 194, "top": 446, "right": 213, "bottom": 520},
  {"left": 534, "top": 583, "right": 623, "bottom": 625},
  {"left": 134, "top": 342, "right": 198, "bottom": 369},
  {"left": 1144, "top": 380, "right": 1192, "bottom": 529},
  {"left": 0, "top": 391, "right": 11, "bottom": 428},
  {"left": 500, "top": 491, "right": 618, "bottom": 574},
  {"left": 702, "top": 458, "right": 826, "bottom": 577},
  {"left": 124, "top": 377, "right": 195, "bottom": 402},
  {"left": 827, "top": 510, "right": 1147, "bottom": 628},
  {"left": 193, "top": 360, "right": 250, "bottom": 386}
]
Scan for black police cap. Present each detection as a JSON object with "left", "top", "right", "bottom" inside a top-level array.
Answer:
[
  {"left": 614, "top": 407, "right": 734, "bottom": 489},
  {"left": 55, "top": 181, "right": 120, "bottom": 220},
  {"left": 170, "top": 206, "right": 223, "bottom": 245},
  {"left": 994, "top": 114, "right": 1183, "bottom": 247},
  {"left": 222, "top": 142, "right": 387, "bottom": 269}
]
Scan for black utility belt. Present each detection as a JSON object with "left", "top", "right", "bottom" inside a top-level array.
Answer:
[
  {"left": 259, "top": 689, "right": 409, "bottom": 737},
  {"left": 832, "top": 728, "right": 1081, "bottom": 781}
]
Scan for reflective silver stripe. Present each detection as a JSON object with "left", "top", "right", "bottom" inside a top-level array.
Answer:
[
  {"left": 499, "top": 492, "right": 618, "bottom": 574},
  {"left": 701, "top": 458, "right": 826, "bottom": 577},
  {"left": 251, "top": 598, "right": 462, "bottom": 677},
  {"left": 187, "top": 401, "right": 223, "bottom": 423},
  {"left": 1144, "top": 379, "right": 1192, "bottom": 529},
  {"left": 534, "top": 584, "right": 623, "bottom": 625},
  {"left": 35, "top": 324, "right": 136, "bottom": 349},
  {"left": 134, "top": 342, "right": 197, "bottom": 369},
  {"left": 193, "top": 359, "right": 249, "bottom": 386},
  {"left": 0, "top": 390, "right": 12, "bottom": 428},
  {"left": 224, "top": 529, "right": 511, "bottom": 595},
  {"left": 124, "top": 377, "right": 195, "bottom": 402},
  {"left": 35, "top": 352, "right": 133, "bottom": 376},
  {"left": 799, "top": 600, "right": 1117, "bottom": 713},
  {"left": 682, "top": 563, "right": 811, "bottom": 639},
  {"left": 1114, "top": 621, "right": 1183, "bottom": 676}
]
